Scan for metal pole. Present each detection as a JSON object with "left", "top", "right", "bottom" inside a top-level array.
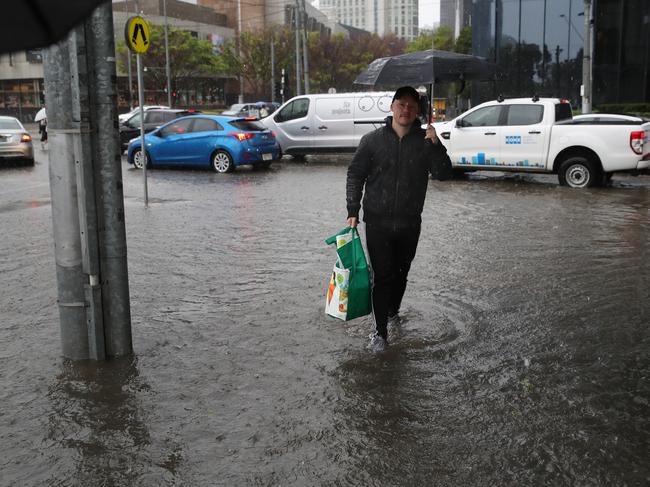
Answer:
[
  {"left": 295, "top": 2, "right": 301, "bottom": 96},
  {"left": 125, "top": 0, "right": 134, "bottom": 110},
  {"left": 542, "top": 0, "right": 547, "bottom": 89},
  {"left": 431, "top": 31, "right": 435, "bottom": 121},
  {"left": 237, "top": 0, "right": 244, "bottom": 103},
  {"left": 271, "top": 36, "right": 275, "bottom": 102},
  {"left": 87, "top": 3, "right": 132, "bottom": 357},
  {"left": 163, "top": 0, "right": 172, "bottom": 107},
  {"left": 43, "top": 37, "right": 89, "bottom": 360},
  {"left": 137, "top": 54, "right": 148, "bottom": 207},
  {"left": 301, "top": 0, "right": 310, "bottom": 94},
  {"left": 567, "top": 0, "right": 572, "bottom": 62},
  {"left": 43, "top": 2, "right": 132, "bottom": 360},
  {"left": 581, "top": 0, "right": 592, "bottom": 113}
]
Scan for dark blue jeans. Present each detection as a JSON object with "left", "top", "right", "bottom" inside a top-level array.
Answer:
[{"left": 365, "top": 222, "right": 421, "bottom": 339}]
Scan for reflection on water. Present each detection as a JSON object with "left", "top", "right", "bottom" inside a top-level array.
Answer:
[{"left": 43, "top": 358, "right": 178, "bottom": 486}]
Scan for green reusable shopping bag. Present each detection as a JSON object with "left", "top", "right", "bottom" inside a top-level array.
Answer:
[{"left": 324, "top": 227, "right": 372, "bottom": 321}]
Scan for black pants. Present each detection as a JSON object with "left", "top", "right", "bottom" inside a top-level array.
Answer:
[{"left": 365, "top": 222, "right": 421, "bottom": 339}]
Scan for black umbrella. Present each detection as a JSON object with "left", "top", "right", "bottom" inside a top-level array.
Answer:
[
  {"left": 1, "top": 0, "right": 109, "bottom": 55},
  {"left": 354, "top": 49, "right": 497, "bottom": 87}
]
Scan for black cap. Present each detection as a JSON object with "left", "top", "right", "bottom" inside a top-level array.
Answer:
[{"left": 392, "top": 86, "right": 420, "bottom": 103}]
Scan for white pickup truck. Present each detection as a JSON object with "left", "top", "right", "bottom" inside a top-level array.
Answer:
[{"left": 433, "top": 97, "right": 650, "bottom": 187}]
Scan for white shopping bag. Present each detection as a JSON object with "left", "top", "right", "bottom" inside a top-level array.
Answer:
[{"left": 325, "top": 261, "right": 350, "bottom": 320}]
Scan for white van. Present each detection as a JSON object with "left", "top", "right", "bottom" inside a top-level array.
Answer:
[{"left": 261, "top": 92, "right": 399, "bottom": 157}]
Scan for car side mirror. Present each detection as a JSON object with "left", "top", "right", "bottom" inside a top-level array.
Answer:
[{"left": 456, "top": 119, "right": 466, "bottom": 128}]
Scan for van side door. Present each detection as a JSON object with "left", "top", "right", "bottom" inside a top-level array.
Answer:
[
  {"left": 311, "top": 96, "right": 355, "bottom": 150},
  {"left": 271, "top": 98, "right": 312, "bottom": 154}
]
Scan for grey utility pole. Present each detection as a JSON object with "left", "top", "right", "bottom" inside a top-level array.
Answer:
[
  {"left": 581, "top": 0, "right": 593, "bottom": 113},
  {"left": 271, "top": 36, "right": 275, "bottom": 102},
  {"left": 237, "top": 0, "right": 244, "bottom": 103},
  {"left": 301, "top": 0, "right": 310, "bottom": 94},
  {"left": 163, "top": 0, "right": 172, "bottom": 107},
  {"left": 125, "top": 0, "right": 134, "bottom": 109},
  {"left": 43, "top": 2, "right": 132, "bottom": 360},
  {"left": 294, "top": 1, "right": 301, "bottom": 96}
]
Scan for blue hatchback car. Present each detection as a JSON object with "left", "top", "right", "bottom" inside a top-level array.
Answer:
[{"left": 127, "top": 115, "right": 281, "bottom": 172}]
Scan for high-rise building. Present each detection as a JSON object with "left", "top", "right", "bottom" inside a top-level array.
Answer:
[
  {"left": 319, "top": 0, "right": 419, "bottom": 41},
  {"left": 439, "top": 0, "right": 472, "bottom": 39},
  {"left": 471, "top": 0, "right": 650, "bottom": 106}
]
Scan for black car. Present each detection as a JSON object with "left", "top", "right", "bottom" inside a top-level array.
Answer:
[{"left": 119, "top": 108, "right": 199, "bottom": 150}]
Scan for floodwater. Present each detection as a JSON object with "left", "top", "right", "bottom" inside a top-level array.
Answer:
[{"left": 1, "top": 147, "right": 649, "bottom": 486}]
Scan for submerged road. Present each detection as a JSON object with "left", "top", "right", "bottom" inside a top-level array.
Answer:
[{"left": 1, "top": 146, "right": 649, "bottom": 486}]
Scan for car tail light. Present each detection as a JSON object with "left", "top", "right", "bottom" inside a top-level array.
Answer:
[
  {"left": 630, "top": 131, "right": 644, "bottom": 155},
  {"left": 271, "top": 130, "right": 276, "bottom": 138},
  {"left": 21, "top": 133, "right": 31, "bottom": 142},
  {"left": 229, "top": 132, "right": 255, "bottom": 142},
  {"left": 244, "top": 117, "right": 257, "bottom": 121}
]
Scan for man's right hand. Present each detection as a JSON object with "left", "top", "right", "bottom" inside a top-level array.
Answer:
[{"left": 347, "top": 217, "right": 358, "bottom": 228}]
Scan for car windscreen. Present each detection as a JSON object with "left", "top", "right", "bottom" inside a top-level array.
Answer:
[
  {"left": 0, "top": 119, "right": 22, "bottom": 130},
  {"left": 229, "top": 120, "right": 266, "bottom": 131}
]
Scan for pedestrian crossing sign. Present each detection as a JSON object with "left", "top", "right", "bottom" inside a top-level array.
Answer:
[{"left": 125, "top": 16, "right": 151, "bottom": 54}]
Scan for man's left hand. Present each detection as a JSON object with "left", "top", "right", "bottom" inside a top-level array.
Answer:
[{"left": 424, "top": 124, "right": 438, "bottom": 144}]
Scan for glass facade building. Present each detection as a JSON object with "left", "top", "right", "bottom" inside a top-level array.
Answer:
[{"left": 471, "top": 0, "right": 650, "bottom": 107}]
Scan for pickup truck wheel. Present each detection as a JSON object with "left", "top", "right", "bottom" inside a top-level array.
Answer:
[{"left": 558, "top": 156, "right": 599, "bottom": 188}]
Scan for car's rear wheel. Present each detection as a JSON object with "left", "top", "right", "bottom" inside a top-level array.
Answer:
[
  {"left": 212, "top": 150, "right": 234, "bottom": 173},
  {"left": 133, "top": 149, "right": 150, "bottom": 169},
  {"left": 558, "top": 156, "right": 600, "bottom": 188}
]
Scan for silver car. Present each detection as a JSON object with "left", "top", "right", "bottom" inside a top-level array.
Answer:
[{"left": 0, "top": 116, "right": 34, "bottom": 165}]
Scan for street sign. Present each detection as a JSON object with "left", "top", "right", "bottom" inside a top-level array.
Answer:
[{"left": 124, "top": 16, "right": 151, "bottom": 54}]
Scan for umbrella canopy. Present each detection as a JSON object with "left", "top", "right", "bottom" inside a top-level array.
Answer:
[
  {"left": 354, "top": 49, "right": 497, "bottom": 87},
  {"left": 1, "top": 0, "right": 109, "bottom": 55},
  {"left": 34, "top": 107, "right": 47, "bottom": 122}
]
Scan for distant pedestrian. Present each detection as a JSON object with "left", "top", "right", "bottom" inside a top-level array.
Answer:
[
  {"left": 345, "top": 86, "right": 452, "bottom": 352},
  {"left": 38, "top": 118, "right": 47, "bottom": 149}
]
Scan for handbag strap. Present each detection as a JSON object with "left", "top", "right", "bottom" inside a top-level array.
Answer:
[{"left": 350, "top": 227, "right": 359, "bottom": 277}]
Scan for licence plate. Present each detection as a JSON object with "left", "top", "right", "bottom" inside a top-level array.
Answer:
[{"left": 262, "top": 153, "right": 272, "bottom": 161}]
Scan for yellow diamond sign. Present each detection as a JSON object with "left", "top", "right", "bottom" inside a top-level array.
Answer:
[{"left": 125, "top": 16, "right": 151, "bottom": 54}]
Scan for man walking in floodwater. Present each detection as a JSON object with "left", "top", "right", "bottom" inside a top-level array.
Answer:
[{"left": 346, "top": 86, "right": 452, "bottom": 352}]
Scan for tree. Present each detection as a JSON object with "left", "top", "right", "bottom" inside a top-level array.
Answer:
[
  {"left": 218, "top": 29, "right": 406, "bottom": 98},
  {"left": 406, "top": 25, "right": 455, "bottom": 53},
  {"left": 116, "top": 25, "right": 224, "bottom": 104},
  {"left": 455, "top": 27, "right": 472, "bottom": 54},
  {"left": 218, "top": 28, "right": 297, "bottom": 100}
]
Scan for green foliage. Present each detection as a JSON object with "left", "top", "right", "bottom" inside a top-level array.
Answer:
[
  {"left": 455, "top": 27, "right": 472, "bottom": 54},
  {"left": 218, "top": 29, "right": 406, "bottom": 98},
  {"left": 406, "top": 26, "right": 472, "bottom": 54},
  {"left": 434, "top": 26, "right": 454, "bottom": 51},
  {"left": 595, "top": 103, "right": 650, "bottom": 116},
  {"left": 116, "top": 25, "right": 224, "bottom": 97}
]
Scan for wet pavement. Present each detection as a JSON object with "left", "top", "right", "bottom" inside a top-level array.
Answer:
[{"left": 1, "top": 145, "right": 649, "bottom": 486}]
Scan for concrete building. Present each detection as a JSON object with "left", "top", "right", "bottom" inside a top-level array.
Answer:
[
  {"left": 439, "top": 0, "right": 471, "bottom": 39},
  {"left": 471, "top": 0, "right": 650, "bottom": 106},
  {"left": 318, "top": 0, "right": 419, "bottom": 41},
  {"left": 0, "top": 0, "right": 234, "bottom": 121}
]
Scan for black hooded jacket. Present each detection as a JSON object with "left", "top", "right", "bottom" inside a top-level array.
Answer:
[{"left": 346, "top": 117, "right": 452, "bottom": 227}]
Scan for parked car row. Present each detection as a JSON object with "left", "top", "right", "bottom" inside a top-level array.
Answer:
[
  {"left": 119, "top": 108, "right": 199, "bottom": 150},
  {"left": 221, "top": 101, "right": 280, "bottom": 119}
]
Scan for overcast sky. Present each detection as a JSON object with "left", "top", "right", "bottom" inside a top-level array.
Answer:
[{"left": 419, "top": 0, "right": 441, "bottom": 30}]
